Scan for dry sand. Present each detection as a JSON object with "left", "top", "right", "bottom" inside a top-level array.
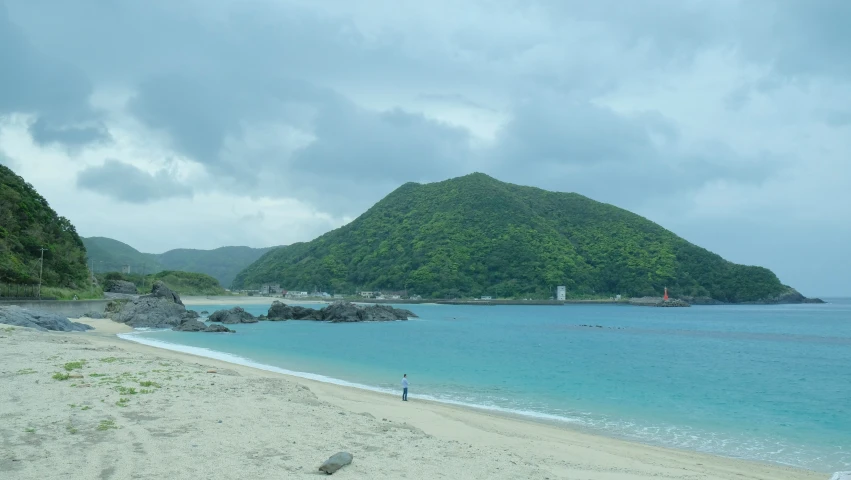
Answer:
[{"left": 0, "top": 320, "right": 823, "bottom": 480}]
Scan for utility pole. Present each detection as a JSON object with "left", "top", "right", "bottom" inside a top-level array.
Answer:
[{"left": 37, "top": 248, "right": 47, "bottom": 299}]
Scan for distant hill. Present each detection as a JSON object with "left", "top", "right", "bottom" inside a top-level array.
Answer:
[
  {"left": 83, "top": 237, "right": 161, "bottom": 274},
  {"left": 233, "top": 173, "right": 800, "bottom": 303},
  {"left": 82, "top": 237, "right": 276, "bottom": 288},
  {"left": 0, "top": 165, "right": 89, "bottom": 287},
  {"left": 156, "top": 246, "right": 276, "bottom": 288}
]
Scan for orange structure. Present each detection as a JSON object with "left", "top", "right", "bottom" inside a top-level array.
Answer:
[{"left": 663, "top": 287, "right": 669, "bottom": 301}]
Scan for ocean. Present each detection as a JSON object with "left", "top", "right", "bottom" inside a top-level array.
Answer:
[{"left": 121, "top": 299, "right": 851, "bottom": 472}]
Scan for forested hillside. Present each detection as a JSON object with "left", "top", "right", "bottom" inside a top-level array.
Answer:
[
  {"left": 234, "top": 173, "right": 790, "bottom": 303},
  {"left": 0, "top": 165, "right": 89, "bottom": 287}
]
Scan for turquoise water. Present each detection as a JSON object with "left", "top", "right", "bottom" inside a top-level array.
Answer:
[{"left": 124, "top": 300, "right": 851, "bottom": 472}]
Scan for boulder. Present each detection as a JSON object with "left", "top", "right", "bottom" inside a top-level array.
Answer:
[
  {"left": 318, "top": 452, "right": 353, "bottom": 475},
  {"left": 82, "top": 311, "right": 105, "bottom": 319},
  {"left": 266, "top": 300, "right": 292, "bottom": 320},
  {"left": 103, "top": 279, "right": 137, "bottom": 294},
  {"left": 149, "top": 281, "right": 184, "bottom": 306},
  {"left": 109, "top": 282, "right": 189, "bottom": 328},
  {"left": 172, "top": 319, "right": 206, "bottom": 332},
  {"left": 0, "top": 306, "right": 93, "bottom": 332},
  {"left": 204, "top": 323, "right": 235, "bottom": 333},
  {"left": 208, "top": 306, "right": 258, "bottom": 324},
  {"left": 172, "top": 319, "right": 234, "bottom": 333}
]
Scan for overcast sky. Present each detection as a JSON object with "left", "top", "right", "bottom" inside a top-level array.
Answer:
[{"left": 1, "top": 0, "right": 849, "bottom": 296}]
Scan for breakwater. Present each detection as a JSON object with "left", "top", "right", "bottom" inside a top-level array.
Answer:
[{"left": 0, "top": 299, "right": 111, "bottom": 317}]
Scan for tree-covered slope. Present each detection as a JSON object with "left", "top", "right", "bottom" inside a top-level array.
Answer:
[
  {"left": 0, "top": 165, "right": 89, "bottom": 287},
  {"left": 83, "top": 237, "right": 275, "bottom": 288},
  {"left": 156, "top": 246, "right": 276, "bottom": 288},
  {"left": 82, "top": 237, "right": 163, "bottom": 274},
  {"left": 233, "top": 173, "right": 792, "bottom": 303}
]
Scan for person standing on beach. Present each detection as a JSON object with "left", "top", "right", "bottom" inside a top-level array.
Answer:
[{"left": 402, "top": 374, "right": 409, "bottom": 401}]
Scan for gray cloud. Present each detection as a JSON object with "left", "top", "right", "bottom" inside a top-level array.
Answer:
[
  {"left": 77, "top": 159, "right": 192, "bottom": 204},
  {"left": 0, "top": 2, "right": 105, "bottom": 146},
  {"left": 1, "top": 0, "right": 850, "bottom": 294},
  {"left": 28, "top": 117, "right": 111, "bottom": 147}
]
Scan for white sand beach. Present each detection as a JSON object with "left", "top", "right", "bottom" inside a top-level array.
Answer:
[{"left": 0, "top": 320, "right": 823, "bottom": 480}]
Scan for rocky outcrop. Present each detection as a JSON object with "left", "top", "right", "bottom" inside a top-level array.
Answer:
[
  {"left": 82, "top": 311, "right": 106, "bottom": 319},
  {"left": 319, "top": 452, "right": 353, "bottom": 475},
  {"left": 104, "top": 279, "right": 137, "bottom": 294},
  {"left": 0, "top": 306, "right": 93, "bottom": 332},
  {"left": 204, "top": 323, "right": 234, "bottom": 333},
  {"left": 108, "top": 281, "right": 190, "bottom": 328},
  {"left": 629, "top": 297, "right": 691, "bottom": 307},
  {"left": 172, "top": 319, "right": 234, "bottom": 333},
  {"left": 150, "top": 281, "right": 184, "bottom": 305},
  {"left": 208, "top": 306, "right": 258, "bottom": 324},
  {"left": 680, "top": 296, "right": 726, "bottom": 306},
  {"left": 265, "top": 301, "right": 417, "bottom": 322},
  {"left": 750, "top": 288, "right": 825, "bottom": 305}
]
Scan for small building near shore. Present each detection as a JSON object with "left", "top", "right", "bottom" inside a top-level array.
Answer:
[{"left": 556, "top": 286, "right": 566, "bottom": 301}]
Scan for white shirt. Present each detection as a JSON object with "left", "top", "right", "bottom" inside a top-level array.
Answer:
[{"left": 402, "top": 378, "right": 408, "bottom": 388}]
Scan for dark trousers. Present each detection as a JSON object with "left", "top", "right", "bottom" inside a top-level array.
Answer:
[{"left": 402, "top": 387, "right": 408, "bottom": 401}]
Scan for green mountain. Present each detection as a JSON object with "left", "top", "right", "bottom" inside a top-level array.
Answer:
[
  {"left": 233, "top": 173, "right": 795, "bottom": 303},
  {"left": 82, "top": 237, "right": 275, "bottom": 288},
  {"left": 156, "top": 246, "right": 276, "bottom": 288},
  {"left": 0, "top": 165, "right": 89, "bottom": 287},
  {"left": 83, "top": 237, "right": 161, "bottom": 274}
]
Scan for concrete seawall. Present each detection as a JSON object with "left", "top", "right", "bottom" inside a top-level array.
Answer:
[{"left": 0, "top": 299, "right": 112, "bottom": 318}]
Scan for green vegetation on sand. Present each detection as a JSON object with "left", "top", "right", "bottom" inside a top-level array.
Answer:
[{"left": 233, "top": 173, "right": 793, "bottom": 303}]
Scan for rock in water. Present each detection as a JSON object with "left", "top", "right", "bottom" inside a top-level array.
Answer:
[
  {"left": 172, "top": 320, "right": 234, "bottom": 333},
  {"left": 266, "top": 300, "right": 292, "bottom": 321},
  {"left": 265, "top": 300, "right": 417, "bottom": 322},
  {"left": 208, "top": 306, "right": 258, "bottom": 324},
  {"left": 0, "top": 306, "right": 93, "bottom": 332},
  {"left": 203, "top": 323, "right": 234, "bottom": 333},
  {"left": 318, "top": 452, "right": 353, "bottom": 475},
  {"left": 172, "top": 319, "right": 206, "bottom": 332},
  {"left": 831, "top": 473, "right": 851, "bottom": 480},
  {"left": 103, "top": 279, "right": 137, "bottom": 294}
]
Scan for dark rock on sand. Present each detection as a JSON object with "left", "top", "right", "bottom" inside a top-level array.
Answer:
[
  {"left": 208, "top": 306, "right": 258, "bottom": 324},
  {"left": 109, "top": 281, "right": 189, "bottom": 328},
  {"left": 103, "top": 279, "right": 137, "bottom": 294},
  {"left": 0, "top": 305, "right": 93, "bottom": 332},
  {"left": 82, "top": 311, "right": 105, "bottom": 319},
  {"left": 149, "top": 281, "right": 184, "bottom": 306},
  {"left": 318, "top": 452, "right": 353, "bottom": 475}
]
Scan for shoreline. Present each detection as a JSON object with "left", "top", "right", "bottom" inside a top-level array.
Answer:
[{"left": 77, "top": 318, "right": 823, "bottom": 478}]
